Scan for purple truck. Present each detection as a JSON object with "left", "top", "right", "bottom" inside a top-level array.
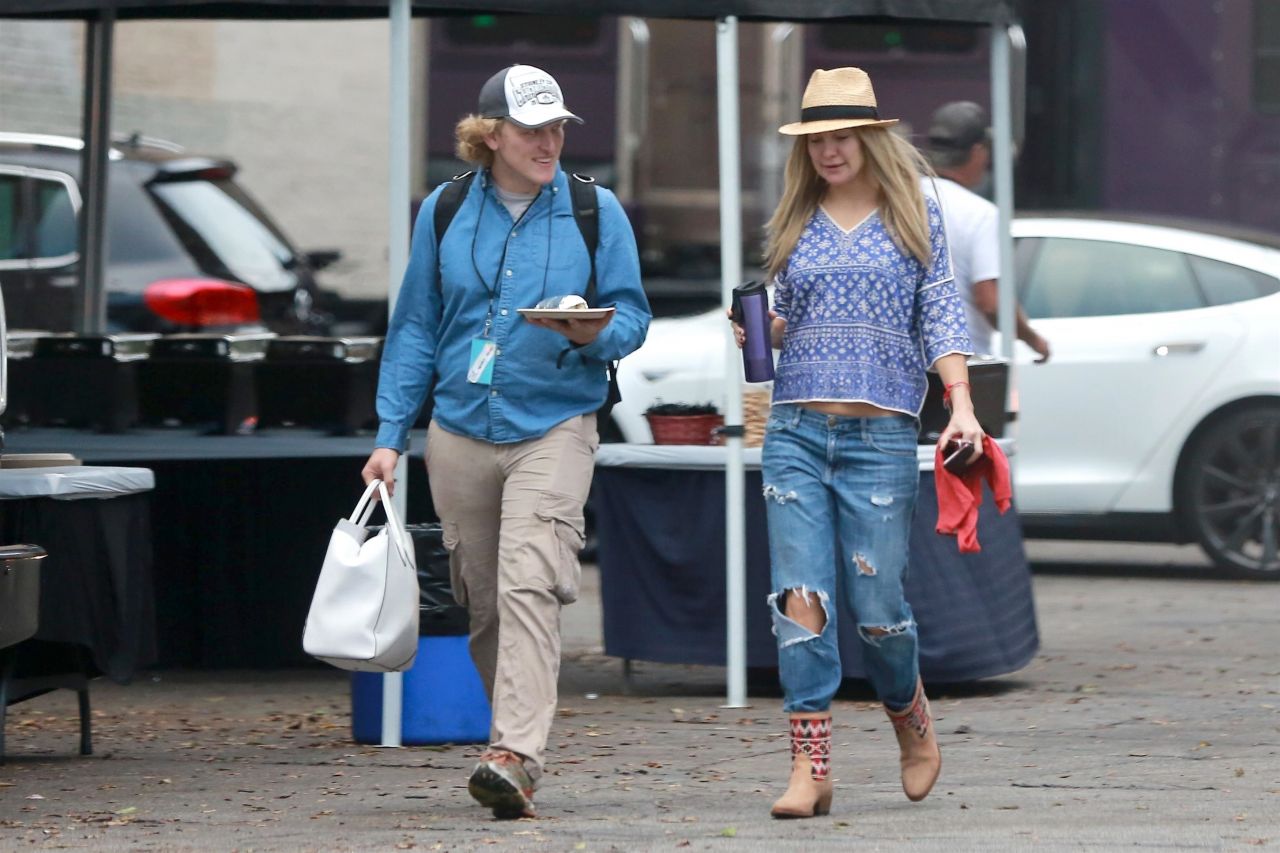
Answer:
[{"left": 425, "top": 3, "right": 1280, "bottom": 281}]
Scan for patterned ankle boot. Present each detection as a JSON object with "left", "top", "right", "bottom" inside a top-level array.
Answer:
[
  {"left": 770, "top": 714, "right": 834, "bottom": 819},
  {"left": 885, "top": 679, "right": 941, "bottom": 802}
]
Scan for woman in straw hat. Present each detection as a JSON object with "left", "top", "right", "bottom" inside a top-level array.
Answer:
[{"left": 732, "top": 67, "right": 983, "bottom": 818}]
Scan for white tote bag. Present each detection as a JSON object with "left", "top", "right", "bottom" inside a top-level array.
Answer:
[{"left": 303, "top": 479, "right": 419, "bottom": 671}]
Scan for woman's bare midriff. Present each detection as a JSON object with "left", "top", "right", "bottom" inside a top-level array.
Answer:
[{"left": 799, "top": 400, "right": 897, "bottom": 418}]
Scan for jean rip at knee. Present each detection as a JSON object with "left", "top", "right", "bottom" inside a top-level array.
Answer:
[
  {"left": 768, "top": 586, "right": 831, "bottom": 648},
  {"left": 857, "top": 618, "right": 916, "bottom": 647}
]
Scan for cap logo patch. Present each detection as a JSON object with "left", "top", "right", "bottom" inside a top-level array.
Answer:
[{"left": 512, "top": 77, "right": 559, "bottom": 108}]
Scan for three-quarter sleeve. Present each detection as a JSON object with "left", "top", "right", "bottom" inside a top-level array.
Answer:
[
  {"left": 915, "top": 198, "right": 973, "bottom": 367},
  {"left": 771, "top": 262, "right": 792, "bottom": 321}
]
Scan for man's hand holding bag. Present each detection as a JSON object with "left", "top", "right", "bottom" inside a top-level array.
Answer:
[{"left": 303, "top": 479, "right": 419, "bottom": 671}]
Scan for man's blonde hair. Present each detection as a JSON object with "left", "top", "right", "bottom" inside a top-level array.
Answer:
[
  {"left": 454, "top": 114, "right": 503, "bottom": 168},
  {"left": 763, "top": 126, "right": 935, "bottom": 280}
]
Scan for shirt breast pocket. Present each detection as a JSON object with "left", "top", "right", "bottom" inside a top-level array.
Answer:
[
  {"left": 438, "top": 252, "right": 470, "bottom": 296},
  {"left": 546, "top": 219, "right": 590, "bottom": 276}
]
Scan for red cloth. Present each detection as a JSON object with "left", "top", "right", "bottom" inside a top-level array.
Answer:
[{"left": 934, "top": 435, "right": 1013, "bottom": 553}]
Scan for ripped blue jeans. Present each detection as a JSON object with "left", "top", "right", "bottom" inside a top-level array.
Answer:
[{"left": 762, "top": 404, "right": 921, "bottom": 713}]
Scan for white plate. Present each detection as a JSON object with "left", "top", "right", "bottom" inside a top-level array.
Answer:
[{"left": 517, "top": 307, "right": 616, "bottom": 320}]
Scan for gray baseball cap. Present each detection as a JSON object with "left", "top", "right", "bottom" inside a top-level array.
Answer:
[
  {"left": 926, "top": 101, "right": 990, "bottom": 151},
  {"left": 478, "top": 64, "right": 583, "bottom": 129}
]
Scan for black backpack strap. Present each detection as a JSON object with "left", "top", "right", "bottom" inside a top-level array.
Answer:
[
  {"left": 567, "top": 174, "right": 621, "bottom": 416},
  {"left": 433, "top": 170, "right": 476, "bottom": 250},
  {"left": 568, "top": 173, "right": 599, "bottom": 304},
  {"left": 437, "top": 170, "right": 595, "bottom": 289}
]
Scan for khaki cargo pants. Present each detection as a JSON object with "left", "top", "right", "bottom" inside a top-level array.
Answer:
[{"left": 425, "top": 414, "right": 597, "bottom": 780}]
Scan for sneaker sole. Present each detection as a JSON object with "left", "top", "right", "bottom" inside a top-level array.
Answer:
[{"left": 468, "top": 765, "right": 534, "bottom": 819}]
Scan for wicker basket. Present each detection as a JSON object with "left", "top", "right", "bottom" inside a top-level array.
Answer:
[
  {"left": 742, "top": 388, "right": 771, "bottom": 448},
  {"left": 646, "top": 413, "right": 725, "bottom": 446}
]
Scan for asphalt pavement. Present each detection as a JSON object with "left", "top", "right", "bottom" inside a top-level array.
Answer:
[{"left": 1, "top": 543, "right": 1276, "bottom": 851}]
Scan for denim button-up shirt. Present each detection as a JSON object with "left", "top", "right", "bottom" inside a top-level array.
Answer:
[{"left": 375, "top": 167, "right": 651, "bottom": 451}]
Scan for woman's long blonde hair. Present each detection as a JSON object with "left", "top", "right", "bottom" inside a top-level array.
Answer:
[
  {"left": 454, "top": 114, "right": 503, "bottom": 168},
  {"left": 763, "top": 126, "right": 935, "bottom": 279}
]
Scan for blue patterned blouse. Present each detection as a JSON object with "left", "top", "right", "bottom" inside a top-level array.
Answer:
[{"left": 771, "top": 197, "right": 972, "bottom": 416}]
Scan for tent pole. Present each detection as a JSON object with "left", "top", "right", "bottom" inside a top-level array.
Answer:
[
  {"left": 990, "top": 25, "right": 1016, "bottom": 363},
  {"left": 716, "top": 16, "right": 748, "bottom": 710},
  {"left": 381, "top": 0, "right": 412, "bottom": 749},
  {"left": 77, "top": 10, "right": 113, "bottom": 335}
]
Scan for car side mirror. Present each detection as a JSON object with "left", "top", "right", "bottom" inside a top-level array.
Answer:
[{"left": 304, "top": 249, "right": 342, "bottom": 271}]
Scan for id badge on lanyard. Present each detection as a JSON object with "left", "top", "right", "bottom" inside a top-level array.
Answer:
[{"left": 467, "top": 337, "right": 497, "bottom": 385}]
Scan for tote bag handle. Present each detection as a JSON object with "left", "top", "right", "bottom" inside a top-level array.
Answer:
[{"left": 348, "top": 479, "right": 413, "bottom": 566}]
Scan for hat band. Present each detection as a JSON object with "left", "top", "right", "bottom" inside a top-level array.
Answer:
[{"left": 799, "top": 105, "right": 881, "bottom": 123}]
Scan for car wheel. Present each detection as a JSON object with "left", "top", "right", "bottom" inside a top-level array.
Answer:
[{"left": 1181, "top": 404, "right": 1280, "bottom": 577}]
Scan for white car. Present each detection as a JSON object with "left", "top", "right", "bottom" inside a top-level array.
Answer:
[{"left": 609, "top": 215, "right": 1280, "bottom": 577}]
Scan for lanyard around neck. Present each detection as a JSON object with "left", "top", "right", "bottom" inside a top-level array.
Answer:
[{"left": 467, "top": 181, "right": 554, "bottom": 337}]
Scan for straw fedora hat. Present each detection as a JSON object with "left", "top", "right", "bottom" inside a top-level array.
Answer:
[{"left": 779, "top": 67, "right": 899, "bottom": 136}]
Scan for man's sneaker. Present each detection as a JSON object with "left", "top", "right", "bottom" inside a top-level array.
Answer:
[{"left": 468, "top": 749, "right": 535, "bottom": 819}]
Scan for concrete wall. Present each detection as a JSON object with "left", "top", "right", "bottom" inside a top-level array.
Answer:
[
  {"left": 0, "top": 19, "right": 429, "bottom": 300},
  {"left": 0, "top": 20, "right": 85, "bottom": 134}
]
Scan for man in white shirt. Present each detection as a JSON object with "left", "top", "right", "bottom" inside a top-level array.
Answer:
[{"left": 923, "top": 101, "right": 1050, "bottom": 362}]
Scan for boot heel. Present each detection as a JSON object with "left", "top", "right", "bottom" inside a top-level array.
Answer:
[{"left": 814, "top": 788, "right": 833, "bottom": 816}]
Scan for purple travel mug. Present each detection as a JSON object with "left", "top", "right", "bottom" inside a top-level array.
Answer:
[{"left": 732, "top": 280, "right": 775, "bottom": 383}]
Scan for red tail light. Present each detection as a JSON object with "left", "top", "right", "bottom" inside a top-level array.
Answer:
[{"left": 143, "top": 278, "right": 260, "bottom": 327}]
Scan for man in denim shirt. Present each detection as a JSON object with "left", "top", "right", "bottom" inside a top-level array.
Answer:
[{"left": 362, "top": 64, "right": 650, "bottom": 819}]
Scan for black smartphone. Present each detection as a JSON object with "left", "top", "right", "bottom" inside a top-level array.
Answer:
[{"left": 942, "top": 439, "right": 976, "bottom": 475}]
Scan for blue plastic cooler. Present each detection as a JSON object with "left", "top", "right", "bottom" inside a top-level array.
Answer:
[{"left": 351, "top": 635, "right": 491, "bottom": 744}]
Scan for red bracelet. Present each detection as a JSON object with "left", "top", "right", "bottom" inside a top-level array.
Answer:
[{"left": 942, "top": 381, "right": 970, "bottom": 410}]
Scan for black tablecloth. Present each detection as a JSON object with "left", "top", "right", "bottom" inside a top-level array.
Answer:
[
  {"left": 592, "top": 466, "right": 1039, "bottom": 682},
  {"left": 3, "top": 429, "right": 435, "bottom": 669},
  {"left": 135, "top": 455, "right": 432, "bottom": 668},
  {"left": 0, "top": 492, "right": 156, "bottom": 683}
]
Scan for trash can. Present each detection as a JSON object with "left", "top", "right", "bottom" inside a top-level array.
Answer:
[
  {"left": 408, "top": 523, "right": 471, "bottom": 637},
  {"left": 139, "top": 333, "right": 272, "bottom": 434},
  {"left": 0, "top": 331, "right": 41, "bottom": 429},
  {"left": 0, "top": 544, "right": 46, "bottom": 650},
  {"left": 256, "top": 336, "right": 381, "bottom": 435},
  {"left": 920, "top": 355, "right": 1010, "bottom": 442},
  {"left": 23, "top": 334, "right": 156, "bottom": 432},
  {"left": 350, "top": 523, "right": 490, "bottom": 745}
]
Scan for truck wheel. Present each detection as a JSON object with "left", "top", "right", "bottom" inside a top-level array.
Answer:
[{"left": 1181, "top": 404, "right": 1280, "bottom": 577}]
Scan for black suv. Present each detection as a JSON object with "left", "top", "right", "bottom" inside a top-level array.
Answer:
[{"left": 0, "top": 132, "right": 336, "bottom": 334}]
